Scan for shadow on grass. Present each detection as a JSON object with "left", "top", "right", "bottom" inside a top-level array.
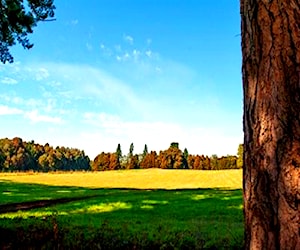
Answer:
[{"left": 0, "top": 180, "right": 243, "bottom": 249}]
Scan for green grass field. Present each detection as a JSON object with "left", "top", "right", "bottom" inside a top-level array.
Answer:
[{"left": 0, "top": 169, "right": 243, "bottom": 249}]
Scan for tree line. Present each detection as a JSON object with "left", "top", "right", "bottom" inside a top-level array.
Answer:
[
  {"left": 0, "top": 137, "right": 243, "bottom": 172},
  {"left": 0, "top": 137, "right": 90, "bottom": 172}
]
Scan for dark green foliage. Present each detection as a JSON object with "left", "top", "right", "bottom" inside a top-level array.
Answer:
[
  {"left": 116, "top": 143, "right": 122, "bottom": 161},
  {"left": 183, "top": 148, "right": 189, "bottom": 168},
  {"left": 142, "top": 144, "right": 148, "bottom": 158},
  {"left": 0, "top": 0, "right": 55, "bottom": 63},
  {"left": 129, "top": 142, "right": 134, "bottom": 156},
  {"left": 183, "top": 148, "right": 189, "bottom": 160},
  {"left": 0, "top": 137, "right": 90, "bottom": 172},
  {"left": 170, "top": 142, "right": 179, "bottom": 149}
]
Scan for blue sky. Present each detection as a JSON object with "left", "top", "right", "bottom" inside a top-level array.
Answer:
[{"left": 0, "top": 0, "right": 242, "bottom": 158}]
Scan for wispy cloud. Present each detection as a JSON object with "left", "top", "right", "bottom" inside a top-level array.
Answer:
[
  {"left": 41, "top": 62, "right": 143, "bottom": 111},
  {"left": 100, "top": 43, "right": 112, "bottom": 57},
  {"left": 0, "top": 103, "right": 62, "bottom": 124},
  {"left": 0, "top": 57, "right": 242, "bottom": 159},
  {"left": 123, "top": 34, "right": 134, "bottom": 45},
  {"left": 24, "top": 110, "right": 63, "bottom": 124},
  {"left": 1, "top": 77, "right": 18, "bottom": 85},
  {"left": 145, "top": 50, "right": 152, "bottom": 58},
  {"left": 35, "top": 68, "right": 49, "bottom": 81},
  {"left": 100, "top": 36, "right": 159, "bottom": 64},
  {"left": 80, "top": 111, "right": 242, "bottom": 158},
  {"left": 0, "top": 105, "right": 22, "bottom": 115}
]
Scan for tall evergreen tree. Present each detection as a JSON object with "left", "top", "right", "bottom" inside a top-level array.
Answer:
[
  {"left": 116, "top": 143, "right": 122, "bottom": 162},
  {"left": 129, "top": 143, "right": 134, "bottom": 157},
  {"left": 143, "top": 144, "right": 148, "bottom": 158},
  {"left": 183, "top": 148, "right": 189, "bottom": 169}
]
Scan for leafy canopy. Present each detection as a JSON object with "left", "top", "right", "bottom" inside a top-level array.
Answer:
[{"left": 0, "top": 0, "right": 55, "bottom": 63}]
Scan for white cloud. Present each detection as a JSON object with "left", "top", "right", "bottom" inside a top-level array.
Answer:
[
  {"left": 123, "top": 34, "right": 134, "bottom": 45},
  {"left": 3, "top": 95, "right": 43, "bottom": 109},
  {"left": 37, "top": 62, "right": 144, "bottom": 114},
  {"left": 99, "top": 36, "right": 158, "bottom": 64},
  {"left": 24, "top": 110, "right": 63, "bottom": 124},
  {"left": 100, "top": 43, "right": 112, "bottom": 57},
  {"left": 116, "top": 52, "right": 130, "bottom": 62},
  {"left": 132, "top": 49, "right": 141, "bottom": 62},
  {"left": 0, "top": 105, "right": 23, "bottom": 115},
  {"left": 0, "top": 61, "right": 242, "bottom": 159},
  {"left": 145, "top": 50, "right": 152, "bottom": 58},
  {"left": 35, "top": 68, "right": 49, "bottom": 81},
  {"left": 1, "top": 77, "right": 18, "bottom": 85},
  {"left": 81, "top": 112, "right": 242, "bottom": 158}
]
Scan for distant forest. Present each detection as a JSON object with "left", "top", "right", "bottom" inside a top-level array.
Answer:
[{"left": 0, "top": 137, "right": 243, "bottom": 172}]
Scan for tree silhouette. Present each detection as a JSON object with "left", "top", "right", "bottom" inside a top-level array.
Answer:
[{"left": 0, "top": 0, "right": 56, "bottom": 63}]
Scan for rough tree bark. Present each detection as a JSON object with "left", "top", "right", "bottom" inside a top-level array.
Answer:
[{"left": 241, "top": 0, "right": 300, "bottom": 249}]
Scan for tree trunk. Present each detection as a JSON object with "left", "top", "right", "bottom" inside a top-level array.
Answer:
[{"left": 241, "top": 0, "right": 300, "bottom": 249}]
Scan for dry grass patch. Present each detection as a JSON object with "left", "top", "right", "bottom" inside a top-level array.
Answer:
[{"left": 0, "top": 169, "right": 242, "bottom": 189}]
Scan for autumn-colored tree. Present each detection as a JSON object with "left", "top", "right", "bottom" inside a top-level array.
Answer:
[
  {"left": 126, "top": 154, "right": 139, "bottom": 169},
  {"left": 210, "top": 154, "right": 219, "bottom": 170},
  {"left": 140, "top": 151, "right": 157, "bottom": 169},
  {"left": 157, "top": 143, "right": 185, "bottom": 169},
  {"left": 236, "top": 144, "right": 243, "bottom": 169},
  {"left": 201, "top": 156, "right": 211, "bottom": 170},
  {"left": 218, "top": 156, "right": 238, "bottom": 170},
  {"left": 92, "top": 152, "right": 110, "bottom": 171},
  {"left": 241, "top": 0, "right": 300, "bottom": 248},
  {"left": 109, "top": 153, "right": 121, "bottom": 170},
  {"left": 192, "top": 155, "right": 202, "bottom": 170},
  {"left": 187, "top": 154, "right": 195, "bottom": 169},
  {"left": 11, "top": 147, "right": 32, "bottom": 171}
]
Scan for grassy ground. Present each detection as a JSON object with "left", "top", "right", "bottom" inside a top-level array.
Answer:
[
  {"left": 0, "top": 169, "right": 243, "bottom": 249},
  {"left": 0, "top": 168, "right": 242, "bottom": 189}
]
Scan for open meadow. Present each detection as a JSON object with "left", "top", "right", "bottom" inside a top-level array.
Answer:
[{"left": 0, "top": 169, "right": 243, "bottom": 249}]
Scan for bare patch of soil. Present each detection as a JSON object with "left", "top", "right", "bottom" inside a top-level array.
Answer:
[{"left": 0, "top": 195, "right": 99, "bottom": 214}]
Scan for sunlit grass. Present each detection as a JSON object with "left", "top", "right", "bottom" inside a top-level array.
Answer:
[
  {"left": 0, "top": 169, "right": 244, "bottom": 249},
  {"left": 0, "top": 168, "right": 242, "bottom": 189}
]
